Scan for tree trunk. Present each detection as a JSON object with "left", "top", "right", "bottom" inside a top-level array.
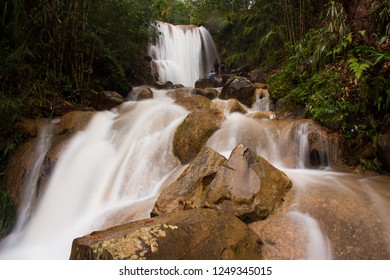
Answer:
[{"left": 341, "top": 0, "right": 371, "bottom": 43}]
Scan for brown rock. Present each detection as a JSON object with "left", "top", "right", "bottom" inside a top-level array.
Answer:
[
  {"left": 194, "top": 78, "right": 215, "bottom": 89},
  {"left": 173, "top": 108, "right": 225, "bottom": 163},
  {"left": 70, "top": 209, "right": 263, "bottom": 260},
  {"left": 174, "top": 95, "right": 211, "bottom": 111},
  {"left": 90, "top": 91, "right": 125, "bottom": 111},
  {"left": 153, "top": 147, "right": 226, "bottom": 216},
  {"left": 53, "top": 111, "right": 96, "bottom": 135},
  {"left": 206, "top": 144, "right": 292, "bottom": 223},
  {"left": 219, "top": 76, "right": 256, "bottom": 107},
  {"left": 191, "top": 88, "right": 219, "bottom": 100},
  {"left": 166, "top": 87, "right": 191, "bottom": 100},
  {"left": 136, "top": 87, "right": 153, "bottom": 101}
]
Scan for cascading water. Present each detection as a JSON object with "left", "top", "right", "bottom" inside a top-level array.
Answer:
[
  {"left": 148, "top": 21, "right": 219, "bottom": 87},
  {"left": 1, "top": 22, "right": 390, "bottom": 260},
  {"left": 0, "top": 99, "right": 188, "bottom": 259}
]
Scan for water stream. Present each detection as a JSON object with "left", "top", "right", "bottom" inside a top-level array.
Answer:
[{"left": 0, "top": 22, "right": 389, "bottom": 260}]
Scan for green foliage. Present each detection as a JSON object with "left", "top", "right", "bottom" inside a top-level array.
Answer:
[
  {"left": 348, "top": 57, "right": 372, "bottom": 81},
  {"left": 0, "top": 189, "right": 15, "bottom": 238}
]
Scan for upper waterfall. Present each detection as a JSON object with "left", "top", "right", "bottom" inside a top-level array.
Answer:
[{"left": 148, "top": 21, "right": 219, "bottom": 87}]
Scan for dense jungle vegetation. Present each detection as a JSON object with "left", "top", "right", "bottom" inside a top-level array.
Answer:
[{"left": 0, "top": 0, "right": 389, "bottom": 237}]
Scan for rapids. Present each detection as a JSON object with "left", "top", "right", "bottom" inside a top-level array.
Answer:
[{"left": 0, "top": 22, "right": 389, "bottom": 260}]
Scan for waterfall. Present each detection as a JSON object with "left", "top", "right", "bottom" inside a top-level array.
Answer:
[
  {"left": 0, "top": 99, "right": 188, "bottom": 259},
  {"left": 1, "top": 22, "right": 390, "bottom": 260},
  {"left": 13, "top": 122, "right": 54, "bottom": 232},
  {"left": 148, "top": 21, "right": 219, "bottom": 87}
]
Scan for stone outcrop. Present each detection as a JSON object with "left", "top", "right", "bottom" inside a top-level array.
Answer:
[
  {"left": 173, "top": 108, "right": 225, "bottom": 163},
  {"left": 70, "top": 208, "right": 263, "bottom": 260},
  {"left": 153, "top": 147, "right": 226, "bottom": 216},
  {"left": 155, "top": 144, "right": 292, "bottom": 224},
  {"left": 191, "top": 87, "right": 219, "bottom": 100},
  {"left": 194, "top": 78, "right": 215, "bottom": 89},
  {"left": 166, "top": 87, "right": 191, "bottom": 100},
  {"left": 205, "top": 144, "right": 292, "bottom": 223},
  {"left": 174, "top": 95, "right": 211, "bottom": 111},
  {"left": 136, "top": 87, "right": 154, "bottom": 101},
  {"left": 90, "top": 91, "right": 125, "bottom": 111},
  {"left": 219, "top": 76, "right": 256, "bottom": 107}
]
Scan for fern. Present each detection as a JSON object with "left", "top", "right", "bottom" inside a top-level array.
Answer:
[{"left": 348, "top": 57, "right": 371, "bottom": 80}]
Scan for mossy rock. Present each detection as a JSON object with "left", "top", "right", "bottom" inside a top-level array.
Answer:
[{"left": 70, "top": 208, "right": 264, "bottom": 260}]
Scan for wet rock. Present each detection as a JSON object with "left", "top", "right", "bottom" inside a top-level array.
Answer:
[
  {"left": 166, "top": 87, "right": 192, "bottom": 100},
  {"left": 155, "top": 81, "right": 184, "bottom": 90},
  {"left": 219, "top": 76, "right": 256, "bottom": 107},
  {"left": 275, "top": 98, "right": 305, "bottom": 120},
  {"left": 173, "top": 107, "right": 225, "bottom": 163},
  {"left": 206, "top": 144, "right": 292, "bottom": 223},
  {"left": 90, "top": 91, "right": 125, "bottom": 111},
  {"left": 70, "top": 208, "right": 263, "bottom": 260},
  {"left": 153, "top": 147, "right": 226, "bottom": 216},
  {"left": 191, "top": 87, "right": 219, "bottom": 100},
  {"left": 194, "top": 78, "right": 215, "bottom": 89},
  {"left": 136, "top": 87, "right": 154, "bottom": 101},
  {"left": 3, "top": 139, "right": 36, "bottom": 209},
  {"left": 3, "top": 111, "right": 95, "bottom": 209},
  {"left": 15, "top": 118, "right": 50, "bottom": 138},
  {"left": 53, "top": 111, "right": 96, "bottom": 135},
  {"left": 174, "top": 95, "right": 211, "bottom": 111}
]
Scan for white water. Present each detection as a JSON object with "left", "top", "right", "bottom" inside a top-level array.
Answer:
[
  {"left": 148, "top": 21, "right": 219, "bottom": 87},
  {"left": 0, "top": 99, "right": 188, "bottom": 259},
  {"left": 1, "top": 22, "right": 390, "bottom": 260}
]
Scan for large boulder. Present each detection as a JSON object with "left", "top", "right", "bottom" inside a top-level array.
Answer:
[
  {"left": 166, "top": 87, "right": 192, "bottom": 100},
  {"left": 191, "top": 88, "right": 219, "bottom": 100},
  {"left": 174, "top": 95, "right": 211, "bottom": 111},
  {"left": 378, "top": 131, "right": 390, "bottom": 171},
  {"left": 90, "top": 91, "right": 125, "bottom": 111},
  {"left": 70, "top": 208, "right": 263, "bottom": 260},
  {"left": 153, "top": 147, "right": 226, "bottom": 216},
  {"left": 173, "top": 108, "right": 225, "bottom": 163},
  {"left": 219, "top": 76, "right": 256, "bottom": 107},
  {"left": 155, "top": 144, "right": 292, "bottom": 224},
  {"left": 194, "top": 78, "right": 215, "bottom": 89},
  {"left": 133, "top": 87, "right": 154, "bottom": 101},
  {"left": 205, "top": 144, "right": 292, "bottom": 223}
]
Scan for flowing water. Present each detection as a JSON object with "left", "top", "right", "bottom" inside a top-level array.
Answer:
[
  {"left": 0, "top": 23, "right": 389, "bottom": 260},
  {"left": 148, "top": 21, "right": 219, "bottom": 87}
]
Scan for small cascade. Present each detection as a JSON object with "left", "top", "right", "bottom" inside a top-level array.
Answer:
[
  {"left": 148, "top": 21, "right": 219, "bottom": 87},
  {"left": 206, "top": 113, "right": 283, "bottom": 166},
  {"left": 288, "top": 211, "right": 333, "bottom": 259},
  {"left": 294, "top": 122, "right": 330, "bottom": 169},
  {"left": 252, "top": 89, "right": 272, "bottom": 112},
  {"left": 0, "top": 99, "right": 188, "bottom": 259},
  {"left": 1, "top": 21, "right": 390, "bottom": 261},
  {"left": 13, "top": 122, "right": 54, "bottom": 231}
]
